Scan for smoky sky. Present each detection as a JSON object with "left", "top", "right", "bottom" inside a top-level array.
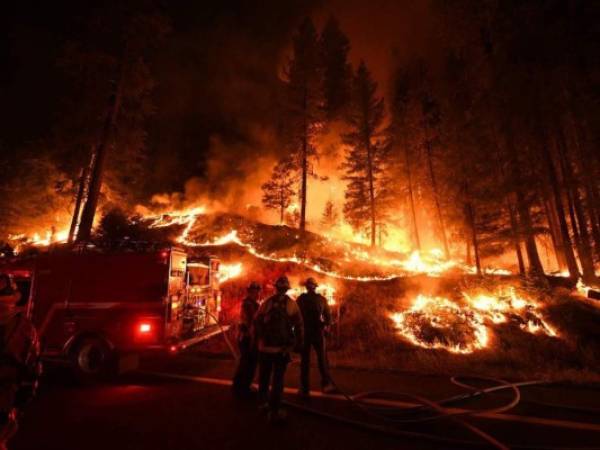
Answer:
[{"left": 2, "top": 0, "right": 434, "bottom": 198}]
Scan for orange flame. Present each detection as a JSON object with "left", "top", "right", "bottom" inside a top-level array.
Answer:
[{"left": 390, "top": 287, "right": 557, "bottom": 353}]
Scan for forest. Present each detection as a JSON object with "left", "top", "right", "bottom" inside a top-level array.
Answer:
[{"left": 2, "top": 0, "right": 599, "bottom": 283}]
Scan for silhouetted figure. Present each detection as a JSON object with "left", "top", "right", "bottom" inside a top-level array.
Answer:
[
  {"left": 232, "top": 282, "right": 261, "bottom": 398},
  {"left": 297, "top": 277, "right": 333, "bottom": 396},
  {"left": 254, "top": 276, "right": 303, "bottom": 423}
]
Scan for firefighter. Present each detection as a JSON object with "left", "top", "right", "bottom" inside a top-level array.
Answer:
[
  {"left": 0, "top": 274, "right": 41, "bottom": 450},
  {"left": 254, "top": 276, "right": 303, "bottom": 423},
  {"left": 232, "top": 281, "right": 261, "bottom": 398},
  {"left": 297, "top": 277, "right": 334, "bottom": 397}
]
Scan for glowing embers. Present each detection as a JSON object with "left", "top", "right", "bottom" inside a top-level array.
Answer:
[
  {"left": 216, "top": 262, "right": 243, "bottom": 283},
  {"left": 390, "top": 295, "right": 488, "bottom": 354},
  {"left": 146, "top": 206, "right": 206, "bottom": 244},
  {"left": 141, "top": 207, "right": 512, "bottom": 281},
  {"left": 286, "top": 282, "right": 337, "bottom": 306},
  {"left": 464, "top": 287, "right": 557, "bottom": 336},
  {"left": 390, "top": 287, "right": 557, "bottom": 354},
  {"left": 9, "top": 227, "right": 70, "bottom": 253}
]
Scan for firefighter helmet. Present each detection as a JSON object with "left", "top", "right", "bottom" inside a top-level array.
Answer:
[
  {"left": 304, "top": 277, "right": 318, "bottom": 288},
  {"left": 247, "top": 281, "right": 261, "bottom": 292},
  {"left": 274, "top": 276, "right": 290, "bottom": 291}
]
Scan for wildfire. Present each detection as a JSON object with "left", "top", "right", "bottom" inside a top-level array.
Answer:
[
  {"left": 138, "top": 207, "right": 516, "bottom": 281},
  {"left": 286, "top": 282, "right": 337, "bottom": 306},
  {"left": 9, "top": 227, "right": 70, "bottom": 253},
  {"left": 145, "top": 206, "right": 206, "bottom": 244},
  {"left": 464, "top": 287, "right": 557, "bottom": 336},
  {"left": 390, "top": 287, "right": 557, "bottom": 354},
  {"left": 217, "top": 262, "right": 243, "bottom": 283},
  {"left": 389, "top": 295, "right": 488, "bottom": 354}
]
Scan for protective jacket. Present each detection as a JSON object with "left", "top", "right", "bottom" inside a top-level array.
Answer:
[
  {"left": 296, "top": 292, "right": 331, "bottom": 337},
  {"left": 238, "top": 297, "right": 259, "bottom": 340},
  {"left": 254, "top": 294, "right": 303, "bottom": 354}
]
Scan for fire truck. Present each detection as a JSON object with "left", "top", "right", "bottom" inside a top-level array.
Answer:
[{"left": 1, "top": 246, "right": 224, "bottom": 377}]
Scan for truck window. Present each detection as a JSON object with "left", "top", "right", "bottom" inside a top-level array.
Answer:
[{"left": 188, "top": 268, "right": 209, "bottom": 286}]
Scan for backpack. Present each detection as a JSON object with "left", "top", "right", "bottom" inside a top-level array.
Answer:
[{"left": 260, "top": 295, "right": 294, "bottom": 348}]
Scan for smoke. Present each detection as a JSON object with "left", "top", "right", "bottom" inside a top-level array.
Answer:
[{"left": 143, "top": 1, "right": 437, "bottom": 235}]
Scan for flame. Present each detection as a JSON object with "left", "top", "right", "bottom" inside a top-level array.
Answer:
[
  {"left": 217, "top": 262, "right": 243, "bottom": 283},
  {"left": 464, "top": 286, "right": 557, "bottom": 336},
  {"left": 146, "top": 206, "right": 207, "bottom": 244},
  {"left": 389, "top": 294, "right": 488, "bottom": 354},
  {"left": 390, "top": 287, "right": 557, "bottom": 353},
  {"left": 286, "top": 282, "right": 337, "bottom": 306},
  {"left": 9, "top": 227, "right": 70, "bottom": 253},
  {"left": 141, "top": 206, "right": 514, "bottom": 282}
]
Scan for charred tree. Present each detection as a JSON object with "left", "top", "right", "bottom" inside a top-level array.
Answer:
[{"left": 76, "top": 69, "right": 122, "bottom": 242}]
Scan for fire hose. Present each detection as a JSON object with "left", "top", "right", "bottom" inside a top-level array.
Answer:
[
  {"left": 208, "top": 314, "right": 599, "bottom": 450},
  {"left": 284, "top": 374, "right": 600, "bottom": 450}
]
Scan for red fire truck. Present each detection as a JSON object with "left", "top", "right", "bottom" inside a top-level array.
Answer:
[{"left": 1, "top": 246, "right": 224, "bottom": 377}]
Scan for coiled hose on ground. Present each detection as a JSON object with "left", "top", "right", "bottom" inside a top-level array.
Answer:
[{"left": 212, "top": 314, "right": 599, "bottom": 450}]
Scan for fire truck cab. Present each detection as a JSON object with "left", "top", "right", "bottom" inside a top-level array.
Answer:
[{"left": 1, "top": 246, "right": 223, "bottom": 377}]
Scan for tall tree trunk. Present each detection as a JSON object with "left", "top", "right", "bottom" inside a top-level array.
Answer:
[
  {"left": 507, "top": 200, "right": 526, "bottom": 276},
  {"left": 424, "top": 140, "right": 449, "bottom": 258},
  {"left": 557, "top": 133, "right": 596, "bottom": 281},
  {"left": 572, "top": 187, "right": 597, "bottom": 281},
  {"left": 542, "top": 195, "right": 567, "bottom": 271},
  {"left": 585, "top": 184, "right": 600, "bottom": 261},
  {"left": 404, "top": 142, "right": 421, "bottom": 251},
  {"left": 538, "top": 135, "right": 580, "bottom": 278},
  {"left": 465, "top": 200, "right": 481, "bottom": 275},
  {"left": 570, "top": 118, "right": 600, "bottom": 261},
  {"left": 490, "top": 131, "right": 526, "bottom": 276},
  {"left": 366, "top": 140, "right": 376, "bottom": 248},
  {"left": 68, "top": 165, "right": 89, "bottom": 243},
  {"left": 515, "top": 189, "right": 545, "bottom": 277},
  {"left": 465, "top": 239, "right": 472, "bottom": 266},
  {"left": 299, "top": 88, "right": 308, "bottom": 232},
  {"left": 504, "top": 132, "right": 545, "bottom": 277},
  {"left": 76, "top": 68, "right": 122, "bottom": 242}
]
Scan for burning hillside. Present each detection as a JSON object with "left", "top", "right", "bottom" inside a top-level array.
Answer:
[{"left": 139, "top": 206, "right": 513, "bottom": 281}]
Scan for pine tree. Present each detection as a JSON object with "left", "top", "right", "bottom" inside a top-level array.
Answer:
[
  {"left": 388, "top": 66, "right": 421, "bottom": 251},
  {"left": 420, "top": 83, "right": 450, "bottom": 259},
  {"left": 321, "top": 200, "right": 339, "bottom": 230},
  {"left": 319, "top": 16, "right": 351, "bottom": 121},
  {"left": 261, "top": 158, "right": 296, "bottom": 224},
  {"left": 342, "top": 61, "right": 391, "bottom": 247},
  {"left": 284, "top": 18, "right": 323, "bottom": 232}
]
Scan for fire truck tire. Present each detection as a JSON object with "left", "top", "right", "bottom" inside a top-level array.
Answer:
[{"left": 71, "top": 337, "right": 114, "bottom": 380}]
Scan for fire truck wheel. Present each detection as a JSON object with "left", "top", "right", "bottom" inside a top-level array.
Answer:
[{"left": 71, "top": 337, "right": 114, "bottom": 379}]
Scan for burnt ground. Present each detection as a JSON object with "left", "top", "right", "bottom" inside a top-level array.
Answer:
[{"left": 10, "top": 349, "right": 600, "bottom": 450}]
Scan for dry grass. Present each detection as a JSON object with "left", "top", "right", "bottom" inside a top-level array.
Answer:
[{"left": 331, "top": 280, "right": 600, "bottom": 383}]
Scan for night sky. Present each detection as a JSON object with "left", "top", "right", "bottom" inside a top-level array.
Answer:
[{"left": 2, "top": 0, "right": 432, "bottom": 196}]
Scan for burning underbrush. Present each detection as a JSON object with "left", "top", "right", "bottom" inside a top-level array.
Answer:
[
  {"left": 329, "top": 278, "right": 600, "bottom": 382},
  {"left": 7, "top": 206, "right": 600, "bottom": 381},
  {"left": 117, "top": 207, "right": 600, "bottom": 380},
  {"left": 388, "top": 286, "right": 557, "bottom": 355}
]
